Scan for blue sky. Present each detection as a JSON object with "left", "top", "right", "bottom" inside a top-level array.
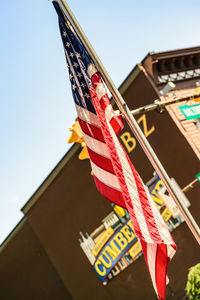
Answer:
[{"left": 1, "top": 0, "right": 200, "bottom": 243}]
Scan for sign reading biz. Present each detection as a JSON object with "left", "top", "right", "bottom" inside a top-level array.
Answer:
[
  {"left": 179, "top": 103, "right": 200, "bottom": 120},
  {"left": 93, "top": 219, "right": 138, "bottom": 282}
]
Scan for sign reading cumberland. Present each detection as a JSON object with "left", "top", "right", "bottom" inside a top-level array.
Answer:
[
  {"left": 93, "top": 219, "right": 139, "bottom": 282},
  {"left": 179, "top": 103, "right": 200, "bottom": 120},
  {"left": 79, "top": 175, "right": 185, "bottom": 284}
]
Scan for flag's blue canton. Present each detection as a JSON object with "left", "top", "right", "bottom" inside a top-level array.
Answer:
[{"left": 53, "top": 2, "right": 96, "bottom": 114}]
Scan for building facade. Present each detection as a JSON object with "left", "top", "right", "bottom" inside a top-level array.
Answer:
[{"left": 1, "top": 47, "right": 200, "bottom": 300}]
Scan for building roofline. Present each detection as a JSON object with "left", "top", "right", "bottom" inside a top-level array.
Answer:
[
  {"left": 0, "top": 217, "right": 27, "bottom": 251},
  {"left": 118, "top": 64, "right": 141, "bottom": 95},
  {"left": 0, "top": 144, "right": 80, "bottom": 250},
  {"left": 143, "top": 46, "right": 200, "bottom": 62}
]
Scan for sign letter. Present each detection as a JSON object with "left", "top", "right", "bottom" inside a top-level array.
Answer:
[
  {"left": 137, "top": 114, "right": 155, "bottom": 138},
  {"left": 120, "top": 132, "right": 136, "bottom": 152}
]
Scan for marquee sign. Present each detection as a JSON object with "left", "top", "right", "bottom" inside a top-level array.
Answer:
[
  {"left": 93, "top": 219, "right": 139, "bottom": 282},
  {"left": 79, "top": 175, "right": 185, "bottom": 285}
]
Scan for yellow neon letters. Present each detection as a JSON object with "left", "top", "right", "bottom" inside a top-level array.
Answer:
[
  {"left": 120, "top": 225, "right": 135, "bottom": 243},
  {"left": 99, "top": 252, "right": 112, "bottom": 268},
  {"left": 120, "top": 114, "right": 155, "bottom": 153},
  {"left": 105, "top": 241, "right": 121, "bottom": 260},
  {"left": 94, "top": 260, "right": 106, "bottom": 276},
  {"left": 94, "top": 221, "right": 136, "bottom": 277},
  {"left": 120, "top": 132, "right": 136, "bottom": 152},
  {"left": 113, "top": 232, "right": 128, "bottom": 251}
]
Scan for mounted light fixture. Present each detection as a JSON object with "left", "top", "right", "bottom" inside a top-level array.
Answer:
[{"left": 160, "top": 81, "right": 176, "bottom": 96}]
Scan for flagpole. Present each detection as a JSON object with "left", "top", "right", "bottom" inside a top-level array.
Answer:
[{"left": 54, "top": 0, "right": 200, "bottom": 245}]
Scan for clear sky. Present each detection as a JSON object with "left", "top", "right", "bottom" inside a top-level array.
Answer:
[{"left": 1, "top": 0, "right": 200, "bottom": 244}]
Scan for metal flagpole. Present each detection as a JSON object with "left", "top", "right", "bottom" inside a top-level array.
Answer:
[{"left": 54, "top": 0, "right": 200, "bottom": 245}]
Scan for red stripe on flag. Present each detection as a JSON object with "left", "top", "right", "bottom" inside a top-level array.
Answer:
[
  {"left": 155, "top": 244, "right": 169, "bottom": 300},
  {"left": 87, "top": 147, "right": 115, "bottom": 174},
  {"left": 99, "top": 95, "right": 110, "bottom": 111},
  {"left": 110, "top": 116, "right": 124, "bottom": 135},
  {"left": 93, "top": 175, "right": 126, "bottom": 209},
  {"left": 78, "top": 118, "right": 105, "bottom": 143},
  {"left": 90, "top": 73, "right": 110, "bottom": 111},
  {"left": 140, "top": 240, "right": 147, "bottom": 257},
  {"left": 90, "top": 72, "right": 101, "bottom": 89}
]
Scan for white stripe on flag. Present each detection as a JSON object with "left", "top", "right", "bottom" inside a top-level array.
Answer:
[
  {"left": 87, "top": 63, "right": 97, "bottom": 78},
  {"left": 76, "top": 104, "right": 101, "bottom": 128},
  {"left": 105, "top": 104, "right": 115, "bottom": 122},
  {"left": 167, "top": 244, "right": 176, "bottom": 260},
  {"left": 91, "top": 161, "right": 121, "bottom": 191},
  {"left": 145, "top": 187, "right": 173, "bottom": 244},
  {"left": 95, "top": 82, "right": 106, "bottom": 100},
  {"left": 83, "top": 133, "right": 110, "bottom": 158},
  {"left": 147, "top": 243, "right": 158, "bottom": 297}
]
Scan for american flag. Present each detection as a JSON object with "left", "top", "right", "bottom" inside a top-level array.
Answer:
[{"left": 53, "top": 1, "right": 177, "bottom": 299}]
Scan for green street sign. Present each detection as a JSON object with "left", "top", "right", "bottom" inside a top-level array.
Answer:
[
  {"left": 196, "top": 172, "right": 200, "bottom": 183},
  {"left": 179, "top": 103, "right": 200, "bottom": 120}
]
